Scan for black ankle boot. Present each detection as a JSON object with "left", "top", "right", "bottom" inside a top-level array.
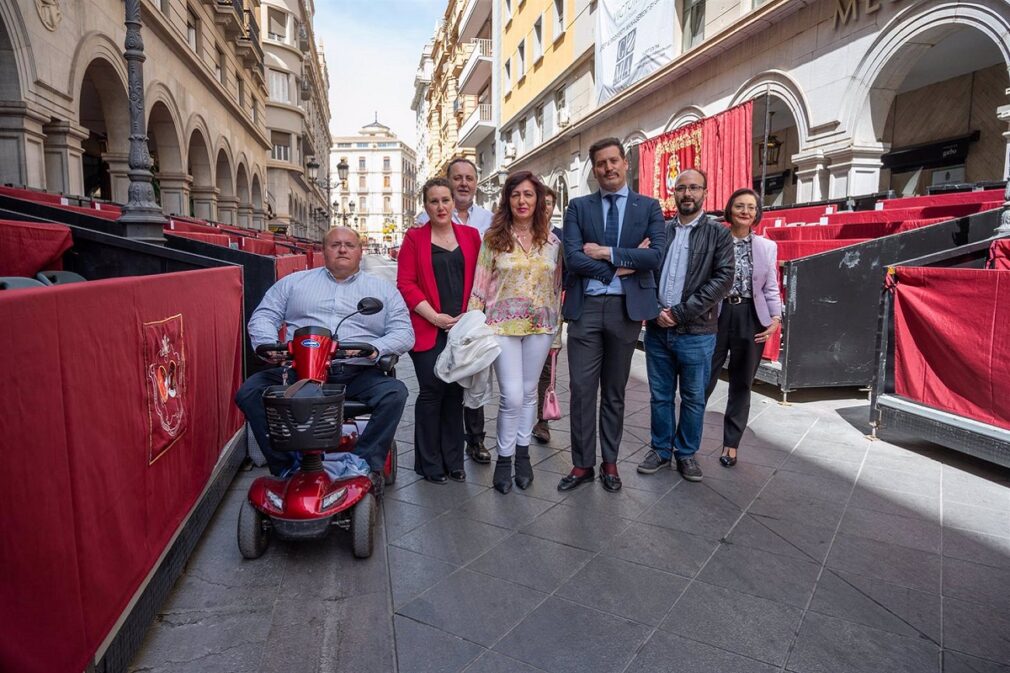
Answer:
[
  {"left": 493, "top": 455, "right": 513, "bottom": 494},
  {"left": 514, "top": 445, "right": 533, "bottom": 490}
]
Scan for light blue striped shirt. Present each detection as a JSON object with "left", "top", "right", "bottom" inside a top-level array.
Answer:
[
  {"left": 248, "top": 267, "right": 415, "bottom": 363},
  {"left": 415, "top": 203, "right": 493, "bottom": 237}
]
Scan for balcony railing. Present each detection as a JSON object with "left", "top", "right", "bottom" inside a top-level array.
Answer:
[
  {"left": 213, "top": 0, "right": 244, "bottom": 35},
  {"left": 236, "top": 9, "right": 264, "bottom": 72},
  {"left": 471, "top": 38, "right": 492, "bottom": 58}
]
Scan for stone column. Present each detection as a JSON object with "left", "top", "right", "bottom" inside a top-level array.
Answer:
[
  {"left": 792, "top": 151, "right": 828, "bottom": 204},
  {"left": 0, "top": 102, "right": 49, "bottom": 189},
  {"left": 103, "top": 152, "right": 132, "bottom": 204},
  {"left": 190, "top": 186, "right": 218, "bottom": 220},
  {"left": 217, "top": 196, "right": 239, "bottom": 225},
  {"left": 252, "top": 207, "right": 265, "bottom": 230},
  {"left": 825, "top": 145, "right": 887, "bottom": 199},
  {"left": 237, "top": 204, "right": 254, "bottom": 228},
  {"left": 42, "top": 120, "right": 89, "bottom": 196},
  {"left": 156, "top": 172, "right": 192, "bottom": 216}
]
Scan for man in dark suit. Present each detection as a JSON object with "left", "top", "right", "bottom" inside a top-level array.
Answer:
[
  {"left": 636, "top": 169, "right": 734, "bottom": 483},
  {"left": 558, "top": 138, "right": 666, "bottom": 492}
]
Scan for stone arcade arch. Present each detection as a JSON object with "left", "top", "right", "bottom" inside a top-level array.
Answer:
[
  {"left": 251, "top": 173, "right": 264, "bottom": 229},
  {"left": 236, "top": 163, "right": 251, "bottom": 227},
  {"left": 147, "top": 100, "right": 186, "bottom": 215},
  {"left": 77, "top": 57, "right": 131, "bottom": 202},
  {"left": 214, "top": 146, "right": 235, "bottom": 224},
  {"left": 187, "top": 127, "right": 214, "bottom": 219},
  {"left": 844, "top": 1, "right": 1010, "bottom": 197}
]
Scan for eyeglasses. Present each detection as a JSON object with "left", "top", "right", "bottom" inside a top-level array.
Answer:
[
  {"left": 674, "top": 184, "right": 706, "bottom": 194},
  {"left": 732, "top": 204, "right": 758, "bottom": 212}
]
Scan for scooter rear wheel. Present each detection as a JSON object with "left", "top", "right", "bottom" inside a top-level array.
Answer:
[
  {"left": 384, "top": 440, "right": 398, "bottom": 486},
  {"left": 238, "top": 499, "right": 269, "bottom": 559},
  {"left": 351, "top": 492, "right": 376, "bottom": 559}
]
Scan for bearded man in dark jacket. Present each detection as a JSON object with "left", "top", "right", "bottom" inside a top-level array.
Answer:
[{"left": 636, "top": 169, "right": 735, "bottom": 483}]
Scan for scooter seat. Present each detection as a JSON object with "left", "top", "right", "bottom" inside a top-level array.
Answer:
[{"left": 343, "top": 400, "right": 374, "bottom": 418}]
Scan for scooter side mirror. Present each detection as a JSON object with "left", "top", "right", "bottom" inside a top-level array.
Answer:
[{"left": 357, "top": 297, "right": 383, "bottom": 315}]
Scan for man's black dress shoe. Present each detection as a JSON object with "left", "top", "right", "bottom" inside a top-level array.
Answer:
[
  {"left": 599, "top": 472, "right": 622, "bottom": 492},
  {"left": 466, "top": 440, "right": 492, "bottom": 464},
  {"left": 557, "top": 469, "right": 595, "bottom": 492},
  {"left": 424, "top": 474, "right": 448, "bottom": 484},
  {"left": 449, "top": 469, "right": 466, "bottom": 482}
]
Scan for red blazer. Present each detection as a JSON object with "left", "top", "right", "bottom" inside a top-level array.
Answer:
[{"left": 396, "top": 223, "right": 481, "bottom": 352}]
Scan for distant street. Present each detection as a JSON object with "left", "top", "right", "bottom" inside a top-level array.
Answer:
[{"left": 363, "top": 253, "right": 398, "bottom": 282}]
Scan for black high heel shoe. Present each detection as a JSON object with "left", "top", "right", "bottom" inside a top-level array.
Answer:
[
  {"left": 514, "top": 444, "right": 533, "bottom": 490},
  {"left": 493, "top": 455, "right": 514, "bottom": 494},
  {"left": 719, "top": 448, "right": 737, "bottom": 468}
]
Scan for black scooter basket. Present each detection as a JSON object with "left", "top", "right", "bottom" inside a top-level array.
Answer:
[{"left": 262, "top": 384, "right": 345, "bottom": 452}]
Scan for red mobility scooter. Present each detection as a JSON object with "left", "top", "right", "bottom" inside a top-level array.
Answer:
[{"left": 238, "top": 297, "right": 398, "bottom": 560}]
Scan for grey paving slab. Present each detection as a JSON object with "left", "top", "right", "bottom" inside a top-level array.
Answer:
[
  {"left": 453, "top": 488, "right": 556, "bottom": 529},
  {"left": 636, "top": 482, "right": 743, "bottom": 539},
  {"left": 857, "top": 464, "right": 941, "bottom": 498},
  {"left": 393, "top": 615, "right": 483, "bottom": 673},
  {"left": 778, "top": 454, "right": 863, "bottom": 482},
  {"left": 699, "top": 472, "right": 766, "bottom": 509},
  {"left": 398, "top": 568, "right": 546, "bottom": 646},
  {"left": 462, "top": 651, "right": 548, "bottom": 673},
  {"left": 808, "top": 569, "right": 941, "bottom": 643},
  {"left": 748, "top": 489, "right": 847, "bottom": 530},
  {"left": 468, "top": 532, "right": 594, "bottom": 593},
  {"left": 791, "top": 436, "right": 869, "bottom": 463},
  {"left": 698, "top": 543, "right": 821, "bottom": 608},
  {"left": 847, "top": 483, "right": 941, "bottom": 521},
  {"left": 388, "top": 478, "right": 489, "bottom": 513},
  {"left": 388, "top": 545, "right": 459, "bottom": 610},
  {"left": 558, "top": 479, "right": 667, "bottom": 520},
  {"left": 942, "top": 467, "right": 1010, "bottom": 511},
  {"left": 943, "top": 556, "right": 1010, "bottom": 611},
  {"left": 382, "top": 497, "right": 442, "bottom": 543},
  {"left": 693, "top": 453, "right": 777, "bottom": 486},
  {"left": 725, "top": 513, "right": 835, "bottom": 564},
  {"left": 392, "top": 514, "right": 513, "bottom": 565},
  {"left": 944, "top": 651, "right": 1010, "bottom": 673},
  {"left": 520, "top": 500, "right": 631, "bottom": 552},
  {"left": 786, "top": 611, "right": 939, "bottom": 673},
  {"left": 943, "top": 597, "right": 1010, "bottom": 664},
  {"left": 605, "top": 520, "right": 718, "bottom": 578},
  {"left": 624, "top": 630, "right": 779, "bottom": 673},
  {"left": 838, "top": 505, "right": 941, "bottom": 554},
  {"left": 825, "top": 533, "right": 941, "bottom": 594},
  {"left": 761, "top": 469, "right": 855, "bottom": 505},
  {"left": 555, "top": 554, "right": 689, "bottom": 626},
  {"left": 944, "top": 500, "right": 1010, "bottom": 539},
  {"left": 942, "top": 527, "right": 1010, "bottom": 570},
  {"left": 493, "top": 597, "right": 652, "bottom": 673},
  {"left": 661, "top": 581, "right": 803, "bottom": 666}
]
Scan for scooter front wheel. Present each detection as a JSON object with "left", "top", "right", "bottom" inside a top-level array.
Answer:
[
  {"left": 237, "top": 499, "right": 269, "bottom": 559},
  {"left": 384, "top": 440, "right": 398, "bottom": 486},
  {"left": 351, "top": 492, "right": 376, "bottom": 559}
]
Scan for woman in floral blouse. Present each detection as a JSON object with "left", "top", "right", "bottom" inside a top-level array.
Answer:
[{"left": 468, "top": 170, "right": 563, "bottom": 494}]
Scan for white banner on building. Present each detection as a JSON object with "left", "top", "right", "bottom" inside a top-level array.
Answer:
[{"left": 595, "top": 0, "right": 675, "bottom": 104}]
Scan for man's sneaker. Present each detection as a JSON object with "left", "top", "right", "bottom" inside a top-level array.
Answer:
[
  {"left": 369, "top": 470, "right": 385, "bottom": 499},
  {"left": 676, "top": 457, "right": 703, "bottom": 482},
  {"left": 466, "top": 440, "right": 492, "bottom": 464},
  {"left": 637, "top": 449, "right": 672, "bottom": 474}
]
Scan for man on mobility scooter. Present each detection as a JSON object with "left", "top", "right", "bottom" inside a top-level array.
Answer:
[{"left": 236, "top": 226, "right": 414, "bottom": 498}]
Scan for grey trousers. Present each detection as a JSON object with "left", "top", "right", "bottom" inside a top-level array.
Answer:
[{"left": 566, "top": 296, "right": 641, "bottom": 468}]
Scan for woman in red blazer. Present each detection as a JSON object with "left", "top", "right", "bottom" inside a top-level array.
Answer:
[{"left": 397, "top": 177, "right": 482, "bottom": 483}]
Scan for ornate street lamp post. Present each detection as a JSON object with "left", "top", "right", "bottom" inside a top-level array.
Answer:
[{"left": 117, "top": 0, "right": 167, "bottom": 242}]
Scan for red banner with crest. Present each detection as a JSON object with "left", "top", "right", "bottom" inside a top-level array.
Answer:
[
  {"left": 639, "top": 101, "right": 753, "bottom": 218},
  {"left": 143, "top": 314, "right": 187, "bottom": 463}
]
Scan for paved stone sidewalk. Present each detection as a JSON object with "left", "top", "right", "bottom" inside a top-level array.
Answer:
[{"left": 130, "top": 337, "right": 1010, "bottom": 673}]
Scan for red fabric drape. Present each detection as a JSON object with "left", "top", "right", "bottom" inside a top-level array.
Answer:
[
  {"left": 275, "top": 253, "right": 309, "bottom": 280},
  {"left": 639, "top": 101, "right": 753, "bottom": 218},
  {"left": 0, "top": 220, "right": 72, "bottom": 276},
  {"left": 165, "top": 231, "right": 233, "bottom": 247},
  {"left": 880, "top": 188, "right": 1005, "bottom": 210},
  {"left": 764, "top": 219, "right": 947, "bottom": 242},
  {"left": 240, "top": 237, "right": 276, "bottom": 255},
  {"left": 0, "top": 268, "right": 244, "bottom": 673},
  {"left": 893, "top": 266, "right": 1010, "bottom": 431}
]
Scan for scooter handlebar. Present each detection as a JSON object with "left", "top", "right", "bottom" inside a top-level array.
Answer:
[
  {"left": 255, "top": 342, "right": 290, "bottom": 359},
  {"left": 333, "top": 342, "right": 377, "bottom": 358}
]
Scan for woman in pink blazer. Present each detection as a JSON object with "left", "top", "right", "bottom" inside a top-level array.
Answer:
[
  {"left": 397, "top": 177, "right": 481, "bottom": 483},
  {"left": 705, "top": 188, "right": 782, "bottom": 467}
]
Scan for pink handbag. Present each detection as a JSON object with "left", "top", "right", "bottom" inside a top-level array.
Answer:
[{"left": 541, "top": 349, "right": 562, "bottom": 421}]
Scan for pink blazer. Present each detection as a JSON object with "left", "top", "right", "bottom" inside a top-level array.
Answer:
[{"left": 750, "top": 234, "right": 782, "bottom": 327}]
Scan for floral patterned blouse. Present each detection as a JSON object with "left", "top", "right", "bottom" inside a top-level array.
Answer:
[{"left": 467, "top": 231, "right": 563, "bottom": 337}]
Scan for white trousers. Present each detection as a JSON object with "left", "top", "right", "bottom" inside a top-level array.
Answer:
[{"left": 492, "top": 333, "right": 555, "bottom": 457}]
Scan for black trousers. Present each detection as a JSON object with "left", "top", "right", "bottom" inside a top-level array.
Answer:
[
  {"left": 409, "top": 331, "right": 465, "bottom": 477},
  {"left": 567, "top": 296, "right": 641, "bottom": 467},
  {"left": 705, "top": 300, "right": 765, "bottom": 448}
]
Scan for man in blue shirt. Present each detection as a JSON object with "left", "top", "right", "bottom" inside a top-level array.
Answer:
[
  {"left": 558, "top": 138, "right": 666, "bottom": 493},
  {"left": 236, "top": 226, "right": 414, "bottom": 492},
  {"left": 637, "top": 169, "right": 734, "bottom": 483}
]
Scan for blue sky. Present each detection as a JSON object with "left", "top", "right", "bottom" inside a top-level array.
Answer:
[{"left": 315, "top": 0, "right": 446, "bottom": 149}]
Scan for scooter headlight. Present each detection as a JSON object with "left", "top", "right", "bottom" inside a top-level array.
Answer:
[
  {"left": 265, "top": 490, "right": 284, "bottom": 511},
  {"left": 321, "top": 487, "right": 348, "bottom": 510}
]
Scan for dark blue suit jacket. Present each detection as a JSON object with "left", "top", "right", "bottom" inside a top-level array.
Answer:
[{"left": 562, "top": 189, "right": 667, "bottom": 321}]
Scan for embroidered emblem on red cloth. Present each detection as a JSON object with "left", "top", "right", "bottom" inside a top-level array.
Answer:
[{"left": 143, "top": 314, "right": 187, "bottom": 463}]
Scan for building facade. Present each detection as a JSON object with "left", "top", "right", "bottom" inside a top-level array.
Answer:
[
  {"left": 411, "top": 37, "right": 434, "bottom": 185},
  {"left": 0, "top": 0, "right": 269, "bottom": 226},
  {"left": 262, "top": 0, "right": 331, "bottom": 238},
  {"left": 498, "top": 0, "right": 1010, "bottom": 209},
  {"left": 332, "top": 119, "right": 417, "bottom": 247}
]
